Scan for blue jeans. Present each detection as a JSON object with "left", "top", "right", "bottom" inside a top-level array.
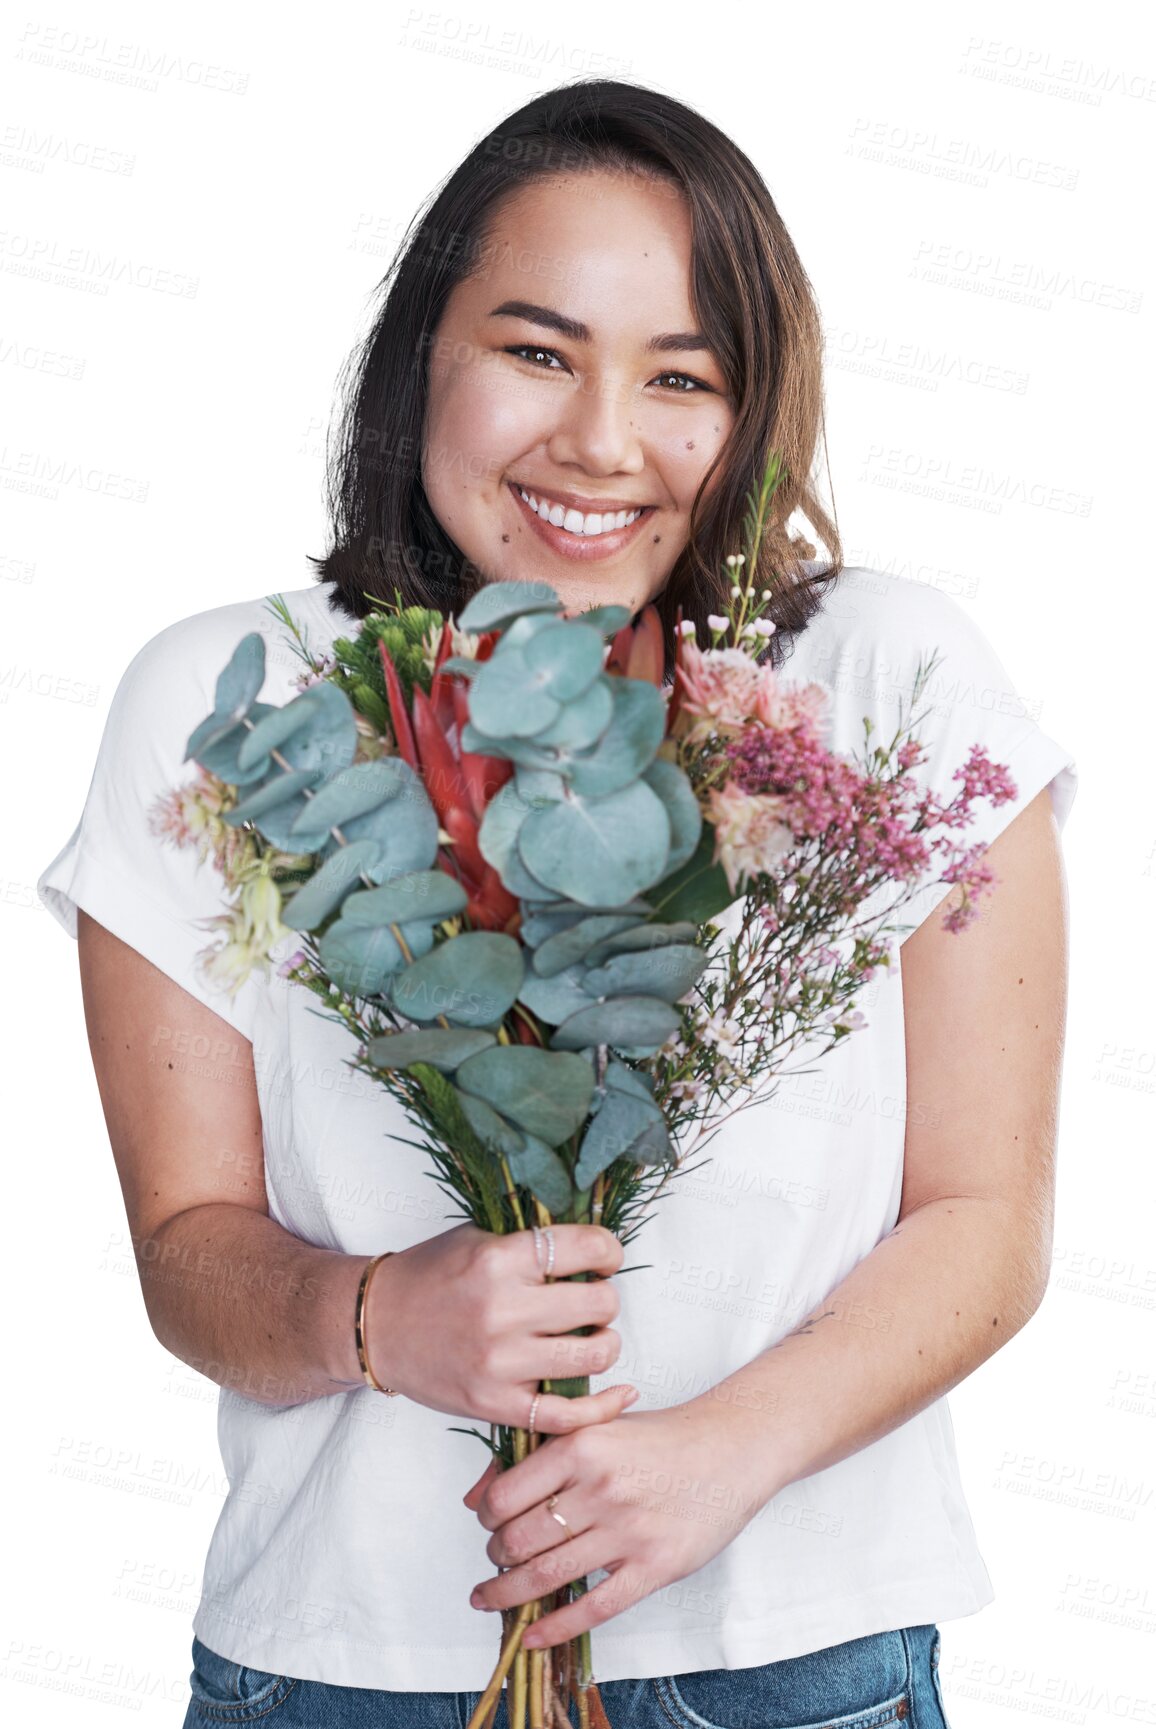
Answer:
[{"left": 184, "top": 1622, "right": 951, "bottom": 1727}]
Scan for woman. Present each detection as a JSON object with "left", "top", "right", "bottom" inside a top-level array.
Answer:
[{"left": 38, "top": 78, "right": 1076, "bottom": 1729}]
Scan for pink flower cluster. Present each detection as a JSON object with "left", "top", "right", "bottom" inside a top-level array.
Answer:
[
  {"left": 674, "top": 641, "right": 830, "bottom": 744},
  {"left": 715, "top": 709, "right": 1018, "bottom": 926}
]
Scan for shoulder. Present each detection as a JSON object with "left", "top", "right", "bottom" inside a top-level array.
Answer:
[
  {"left": 787, "top": 565, "right": 1027, "bottom": 730},
  {"left": 110, "top": 585, "right": 335, "bottom": 719},
  {"left": 793, "top": 565, "right": 997, "bottom": 667}
]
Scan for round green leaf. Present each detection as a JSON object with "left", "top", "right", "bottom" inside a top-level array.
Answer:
[
  {"left": 581, "top": 944, "right": 709, "bottom": 1004},
  {"left": 388, "top": 931, "right": 524, "bottom": 1026},
  {"left": 319, "top": 919, "right": 414, "bottom": 997},
  {"left": 518, "top": 780, "right": 671, "bottom": 905},
  {"left": 470, "top": 648, "right": 561, "bottom": 738},
  {"left": 548, "top": 995, "right": 681, "bottom": 1053},
  {"left": 456, "top": 579, "right": 562, "bottom": 634},
  {"left": 340, "top": 870, "right": 468, "bottom": 929},
  {"left": 214, "top": 632, "right": 266, "bottom": 722},
  {"left": 454, "top": 1045, "right": 594, "bottom": 1144},
  {"left": 642, "top": 757, "right": 703, "bottom": 874},
  {"left": 281, "top": 839, "right": 388, "bottom": 931},
  {"left": 364, "top": 1027, "right": 496, "bottom": 1071},
  {"left": 522, "top": 620, "right": 605, "bottom": 701},
  {"left": 565, "top": 678, "right": 668, "bottom": 798},
  {"left": 504, "top": 1132, "right": 574, "bottom": 1215},
  {"left": 455, "top": 1089, "right": 526, "bottom": 1157}
]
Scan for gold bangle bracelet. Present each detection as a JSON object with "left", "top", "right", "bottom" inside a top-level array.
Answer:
[{"left": 355, "top": 1251, "right": 398, "bottom": 1396}]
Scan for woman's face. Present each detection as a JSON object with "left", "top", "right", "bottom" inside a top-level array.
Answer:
[{"left": 421, "top": 169, "right": 736, "bottom": 619}]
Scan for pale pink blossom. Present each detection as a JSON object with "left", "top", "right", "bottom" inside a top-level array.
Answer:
[
  {"left": 675, "top": 641, "right": 762, "bottom": 743},
  {"left": 706, "top": 781, "right": 795, "bottom": 894}
]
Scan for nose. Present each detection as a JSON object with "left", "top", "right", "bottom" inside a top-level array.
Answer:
[{"left": 544, "top": 371, "right": 646, "bottom": 479}]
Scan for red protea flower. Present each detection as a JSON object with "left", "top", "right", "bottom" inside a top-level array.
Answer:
[{"left": 377, "top": 623, "right": 519, "bottom": 933}]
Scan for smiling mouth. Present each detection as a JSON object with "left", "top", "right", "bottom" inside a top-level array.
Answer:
[{"left": 510, "top": 483, "right": 655, "bottom": 538}]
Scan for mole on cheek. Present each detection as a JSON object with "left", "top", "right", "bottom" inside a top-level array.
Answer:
[{"left": 686, "top": 440, "right": 695, "bottom": 450}]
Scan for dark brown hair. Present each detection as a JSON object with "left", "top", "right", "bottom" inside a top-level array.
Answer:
[{"left": 309, "top": 76, "right": 843, "bottom": 677}]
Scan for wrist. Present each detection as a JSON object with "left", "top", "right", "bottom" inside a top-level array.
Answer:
[
  {"left": 683, "top": 1377, "right": 795, "bottom": 1510},
  {"left": 312, "top": 1249, "right": 380, "bottom": 1391}
]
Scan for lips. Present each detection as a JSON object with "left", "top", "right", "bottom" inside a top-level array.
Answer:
[{"left": 507, "top": 482, "right": 655, "bottom": 562}]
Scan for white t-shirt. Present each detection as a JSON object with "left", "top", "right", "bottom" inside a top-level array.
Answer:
[{"left": 37, "top": 569, "right": 1078, "bottom": 1690}]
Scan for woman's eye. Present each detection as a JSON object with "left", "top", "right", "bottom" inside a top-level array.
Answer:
[
  {"left": 505, "top": 346, "right": 713, "bottom": 394},
  {"left": 506, "top": 345, "right": 566, "bottom": 371},
  {"left": 655, "top": 371, "right": 711, "bottom": 393}
]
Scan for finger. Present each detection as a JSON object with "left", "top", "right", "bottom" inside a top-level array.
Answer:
[
  {"left": 521, "top": 1566, "right": 642, "bottom": 1650},
  {"left": 462, "top": 1457, "right": 501, "bottom": 1511},
  {"left": 472, "top": 1388, "right": 636, "bottom": 1532},
  {"left": 470, "top": 1530, "right": 610, "bottom": 1615},
  {"left": 513, "top": 1223, "right": 624, "bottom": 1284},
  {"left": 518, "top": 1383, "right": 638, "bottom": 1440}
]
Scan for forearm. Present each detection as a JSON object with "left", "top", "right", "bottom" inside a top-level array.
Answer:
[
  {"left": 136, "top": 1203, "right": 371, "bottom": 1406},
  {"left": 696, "top": 1195, "right": 1047, "bottom": 1504}
]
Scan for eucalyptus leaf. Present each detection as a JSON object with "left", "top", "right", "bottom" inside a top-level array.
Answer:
[
  {"left": 470, "top": 648, "right": 561, "bottom": 738},
  {"left": 642, "top": 757, "right": 703, "bottom": 875},
  {"left": 623, "top": 1115, "right": 676, "bottom": 1167},
  {"left": 184, "top": 701, "right": 279, "bottom": 782},
  {"left": 287, "top": 760, "right": 417, "bottom": 843},
  {"left": 455, "top": 1089, "right": 526, "bottom": 1158},
  {"left": 389, "top": 931, "right": 524, "bottom": 1026},
  {"left": 456, "top": 579, "right": 562, "bottom": 634},
  {"left": 454, "top": 1045, "right": 594, "bottom": 1144},
  {"left": 603, "top": 1059, "right": 657, "bottom": 1101},
  {"left": 226, "top": 767, "right": 322, "bottom": 823},
  {"left": 576, "top": 603, "right": 633, "bottom": 634},
  {"left": 515, "top": 964, "right": 593, "bottom": 1027},
  {"left": 504, "top": 1132, "right": 574, "bottom": 1215},
  {"left": 364, "top": 1026, "right": 497, "bottom": 1072},
  {"left": 318, "top": 918, "right": 412, "bottom": 997},
  {"left": 240, "top": 681, "right": 359, "bottom": 782},
  {"left": 581, "top": 944, "right": 709, "bottom": 1004},
  {"left": 565, "top": 677, "right": 668, "bottom": 798},
  {"left": 214, "top": 631, "right": 266, "bottom": 722},
  {"left": 549, "top": 994, "right": 681, "bottom": 1053},
  {"left": 281, "top": 839, "right": 388, "bottom": 931},
  {"left": 518, "top": 779, "right": 670, "bottom": 905},
  {"left": 574, "top": 1087, "right": 664, "bottom": 1189},
  {"left": 340, "top": 870, "right": 468, "bottom": 929},
  {"left": 522, "top": 619, "right": 605, "bottom": 702},
  {"left": 532, "top": 913, "right": 647, "bottom": 978},
  {"left": 532, "top": 676, "right": 614, "bottom": 751}
]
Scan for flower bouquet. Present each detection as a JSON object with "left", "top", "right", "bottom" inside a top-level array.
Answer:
[{"left": 156, "top": 454, "right": 1017, "bottom": 1729}]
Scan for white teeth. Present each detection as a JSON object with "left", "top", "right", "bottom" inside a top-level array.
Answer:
[{"left": 518, "top": 486, "right": 643, "bottom": 536}]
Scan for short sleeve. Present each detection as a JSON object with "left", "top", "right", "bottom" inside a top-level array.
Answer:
[
  {"left": 874, "top": 583, "right": 1078, "bottom": 942},
  {"left": 36, "top": 605, "right": 273, "bottom": 1042}
]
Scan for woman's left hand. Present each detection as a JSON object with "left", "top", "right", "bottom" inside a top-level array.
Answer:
[{"left": 461, "top": 1397, "right": 779, "bottom": 1649}]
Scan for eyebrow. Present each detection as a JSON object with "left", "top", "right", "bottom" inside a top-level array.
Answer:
[{"left": 487, "top": 298, "right": 711, "bottom": 355}]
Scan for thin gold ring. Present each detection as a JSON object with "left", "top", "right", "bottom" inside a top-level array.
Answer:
[{"left": 545, "top": 1492, "right": 573, "bottom": 1539}]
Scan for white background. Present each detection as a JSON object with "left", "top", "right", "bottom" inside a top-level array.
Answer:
[{"left": 4, "top": 1, "right": 1151, "bottom": 1723}]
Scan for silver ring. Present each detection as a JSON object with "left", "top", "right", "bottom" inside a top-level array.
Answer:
[
  {"left": 531, "top": 1224, "right": 545, "bottom": 1276},
  {"left": 528, "top": 1392, "right": 541, "bottom": 1435},
  {"left": 542, "top": 1226, "right": 556, "bottom": 1279}
]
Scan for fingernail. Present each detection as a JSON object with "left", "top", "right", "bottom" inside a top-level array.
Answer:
[
  {"left": 622, "top": 1387, "right": 640, "bottom": 1405},
  {"left": 469, "top": 1587, "right": 485, "bottom": 1608}
]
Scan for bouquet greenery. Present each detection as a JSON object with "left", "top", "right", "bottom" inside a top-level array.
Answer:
[{"left": 154, "top": 455, "right": 1016, "bottom": 1729}]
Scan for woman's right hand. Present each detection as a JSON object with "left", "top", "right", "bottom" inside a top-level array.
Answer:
[{"left": 363, "top": 1222, "right": 638, "bottom": 1434}]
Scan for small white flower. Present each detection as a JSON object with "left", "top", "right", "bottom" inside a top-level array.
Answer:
[
  {"left": 678, "top": 619, "right": 696, "bottom": 636},
  {"left": 706, "top": 614, "right": 728, "bottom": 633}
]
